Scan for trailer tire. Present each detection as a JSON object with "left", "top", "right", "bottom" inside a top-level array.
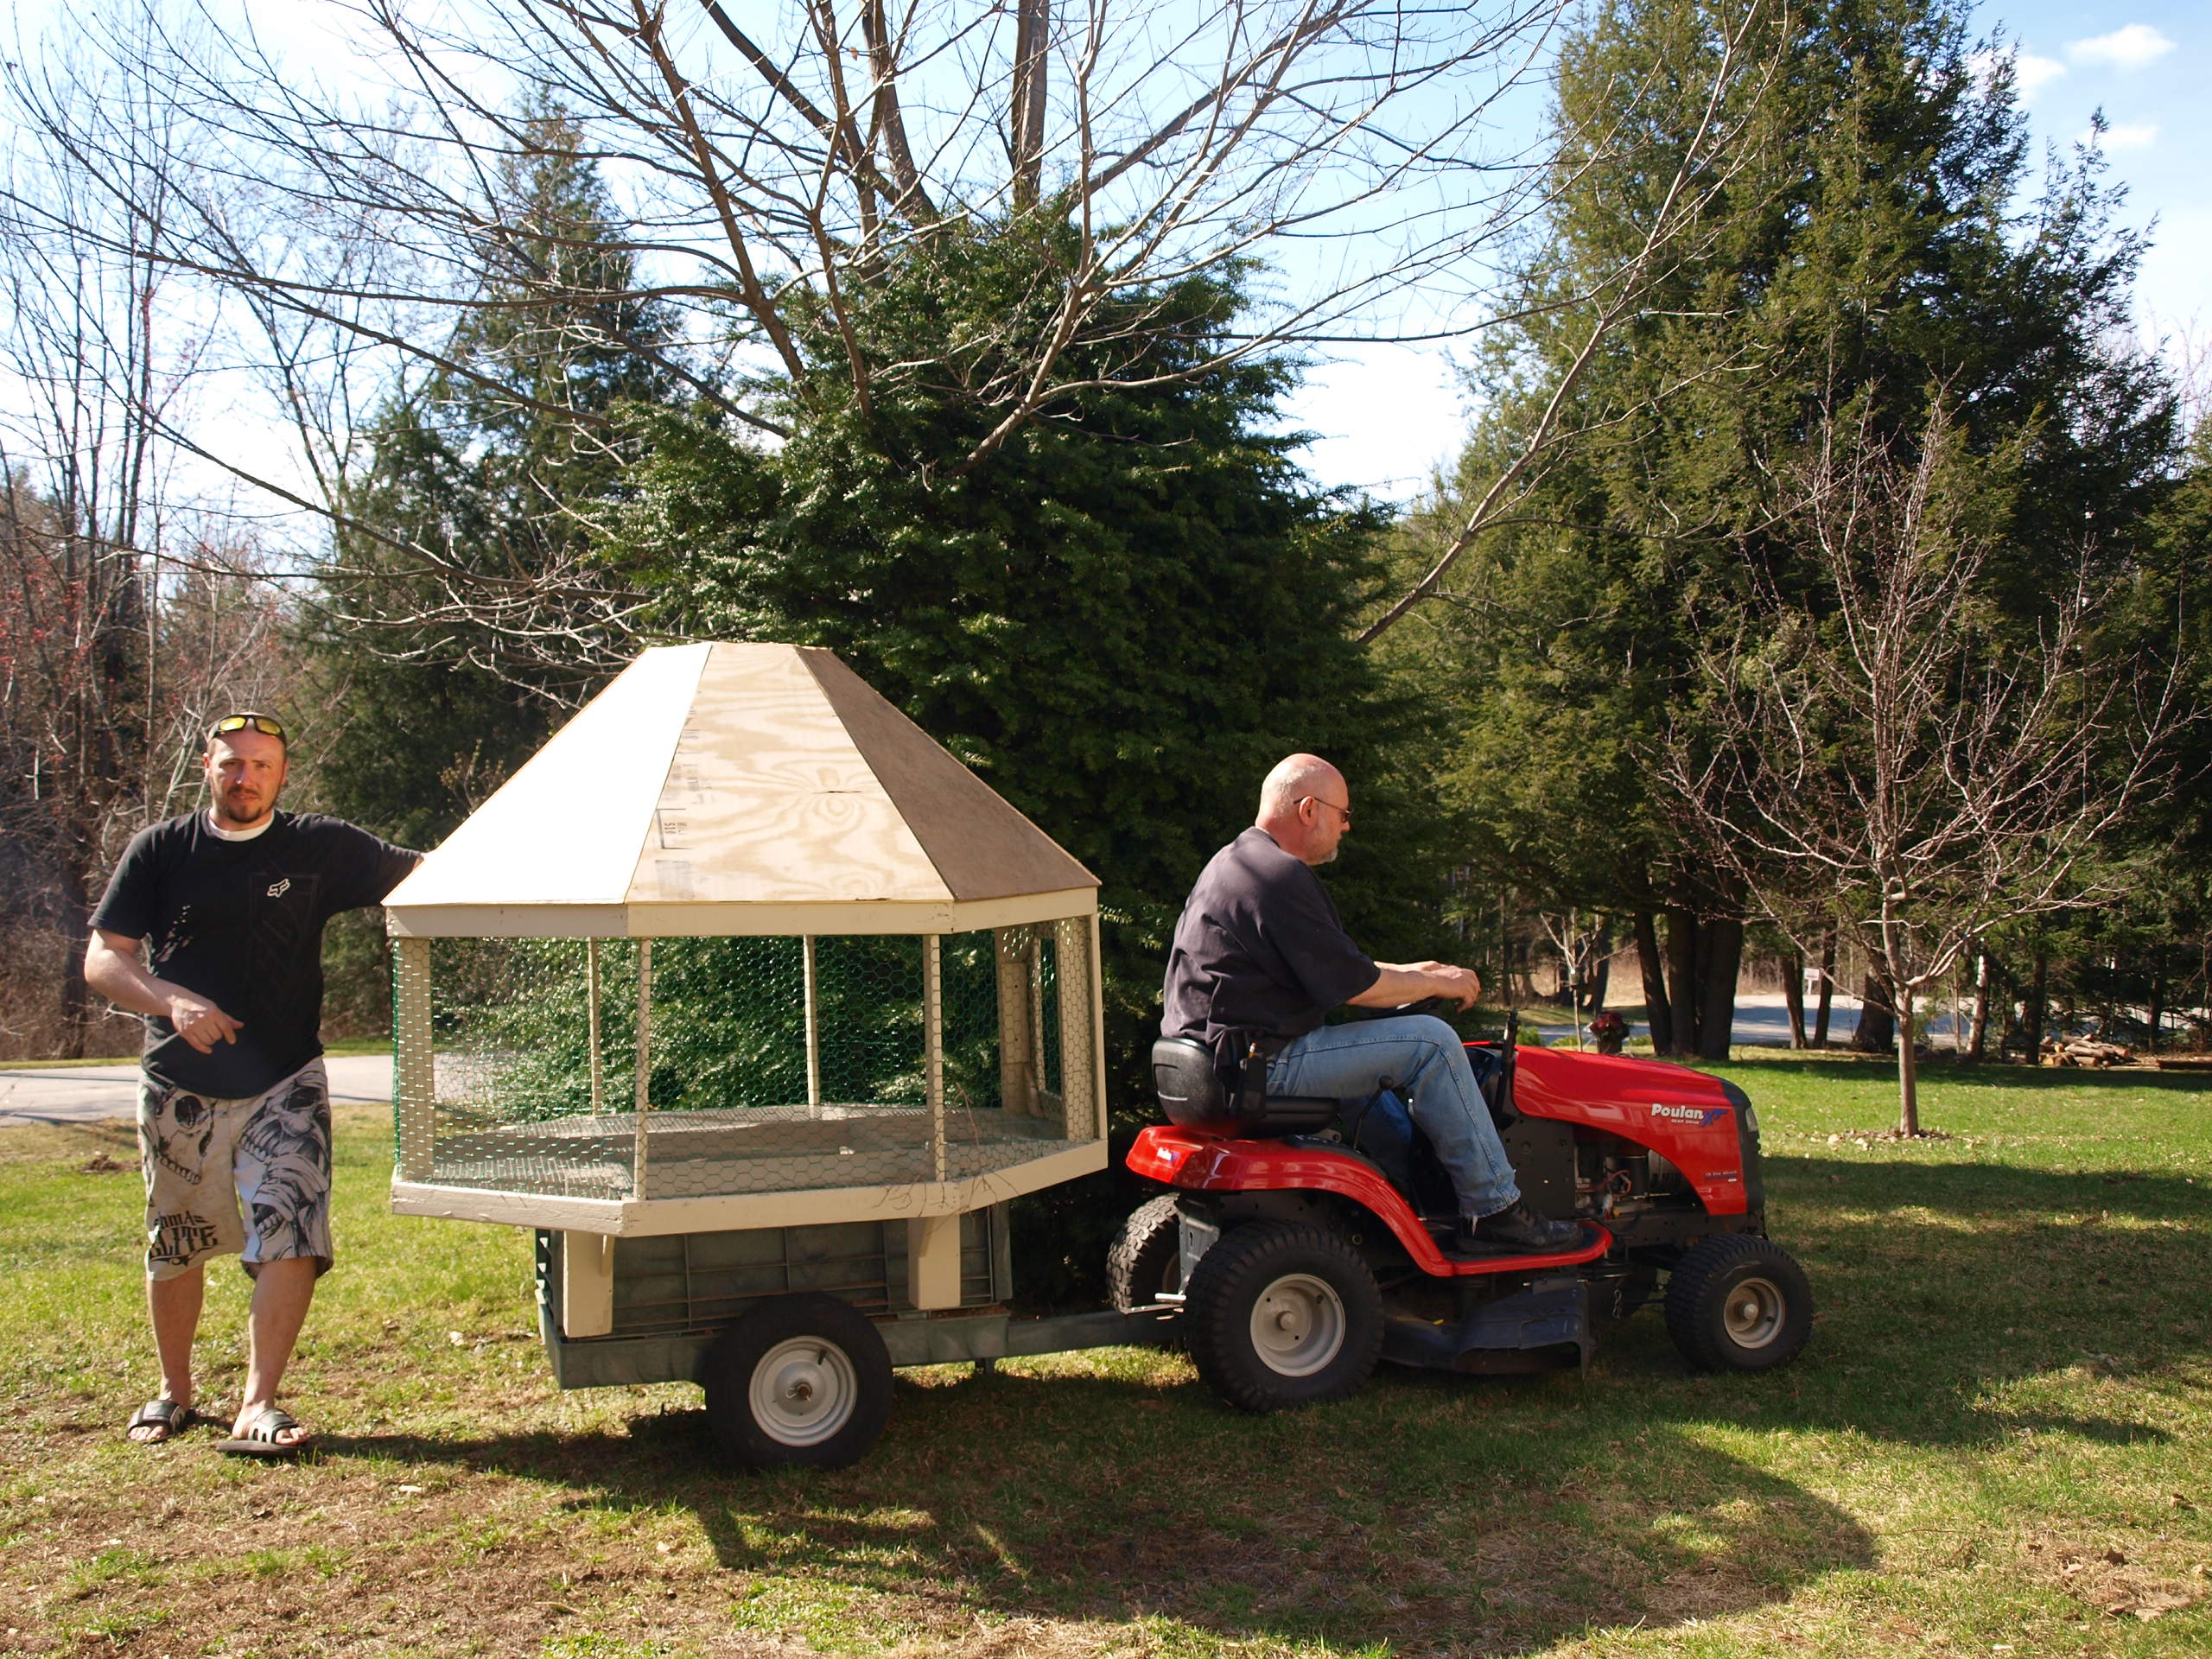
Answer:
[
  {"left": 1184, "top": 1222, "right": 1382, "bottom": 1413},
  {"left": 1664, "top": 1235, "right": 1812, "bottom": 1372},
  {"left": 702, "top": 1293, "right": 893, "bottom": 1469},
  {"left": 1108, "top": 1194, "right": 1185, "bottom": 1312}
]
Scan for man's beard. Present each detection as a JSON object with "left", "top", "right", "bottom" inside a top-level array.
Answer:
[{"left": 214, "top": 785, "right": 276, "bottom": 827}]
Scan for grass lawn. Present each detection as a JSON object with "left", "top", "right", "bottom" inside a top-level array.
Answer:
[{"left": 1, "top": 1052, "right": 2207, "bottom": 1657}]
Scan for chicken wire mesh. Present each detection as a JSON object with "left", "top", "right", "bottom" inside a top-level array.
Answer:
[{"left": 391, "top": 921, "right": 1095, "bottom": 1204}]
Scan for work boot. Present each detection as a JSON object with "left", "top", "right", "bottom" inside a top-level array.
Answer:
[{"left": 1464, "top": 1201, "right": 1581, "bottom": 1254}]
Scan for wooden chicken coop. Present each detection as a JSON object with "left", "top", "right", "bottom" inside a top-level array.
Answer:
[{"left": 379, "top": 643, "right": 1114, "bottom": 1394}]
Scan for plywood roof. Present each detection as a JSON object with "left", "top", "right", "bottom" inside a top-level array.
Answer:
[{"left": 384, "top": 642, "right": 1097, "bottom": 938}]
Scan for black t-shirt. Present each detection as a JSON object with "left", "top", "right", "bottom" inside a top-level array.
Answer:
[
  {"left": 1160, "top": 826, "right": 1381, "bottom": 1062},
  {"left": 90, "top": 810, "right": 421, "bottom": 1098}
]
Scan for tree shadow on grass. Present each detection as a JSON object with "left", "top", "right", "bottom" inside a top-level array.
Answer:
[
  {"left": 315, "top": 1151, "right": 2206, "bottom": 1653},
  {"left": 324, "top": 1369, "right": 1878, "bottom": 1656}
]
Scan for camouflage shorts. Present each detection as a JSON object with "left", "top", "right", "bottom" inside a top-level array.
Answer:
[{"left": 137, "top": 1058, "right": 334, "bottom": 1281}]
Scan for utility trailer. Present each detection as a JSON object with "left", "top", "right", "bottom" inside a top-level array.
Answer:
[{"left": 382, "top": 641, "right": 1164, "bottom": 1464}]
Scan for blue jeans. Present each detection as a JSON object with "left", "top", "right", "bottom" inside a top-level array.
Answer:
[{"left": 1267, "top": 1015, "right": 1521, "bottom": 1218}]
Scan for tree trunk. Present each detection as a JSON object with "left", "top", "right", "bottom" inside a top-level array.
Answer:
[
  {"left": 1896, "top": 994, "right": 1921, "bottom": 1135},
  {"left": 1966, "top": 950, "right": 1992, "bottom": 1062},
  {"left": 1783, "top": 950, "right": 1808, "bottom": 1049},
  {"left": 2023, "top": 948, "right": 2049, "bottom": 1056},
  {"left": 1853, "top": 969, "right": 1896, "bottom": 1052},
  {"left": 2148, "top": 967, "right": 2164, "bottom": 1053},
  {"left": 1586, "top": 952, "right": 1611, "bottom": 1014},
  {"left": 1635, "top": 910, "right": 1673, "bottom": 1054},
  {"left": 1663, "top": 907, "right": 1700, "bottom": 1057},
  {"left": 1010, "top": 0, "right": 1051, "bottom": 209},
  {"left": 1694, "top": 916, "right": 1743, "bottom": 1061},
  {"left": 1814, "top": 927, "right": 1835, "bottom": 1047},
  {"left": 55, "top": 843, "right": 94, "bottom": 1060}
]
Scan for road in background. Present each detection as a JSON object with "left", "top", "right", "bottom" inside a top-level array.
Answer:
[{"left": 0, "top": 1053, "right": 395, "bottom": 1128}]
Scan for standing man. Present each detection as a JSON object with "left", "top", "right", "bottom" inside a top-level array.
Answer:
[
  {"left": 1161, "top": 753, "right": 1580, "bottom": 1254},
  {"left": 85, "top": 712, "right": 420, "bottom": 1454}
]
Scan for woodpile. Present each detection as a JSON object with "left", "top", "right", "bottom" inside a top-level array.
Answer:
[{"left": 2041, "top": 1035, "right": 2135, "bottom": 1068}]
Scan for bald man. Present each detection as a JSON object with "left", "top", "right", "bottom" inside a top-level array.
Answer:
[{"left": 1160, "top": 753, "right": 1580, "bottom": 1253}]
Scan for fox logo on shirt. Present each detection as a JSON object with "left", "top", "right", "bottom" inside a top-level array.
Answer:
[{"left": 265, "top": 878, "right": 291, "bottom": 899}]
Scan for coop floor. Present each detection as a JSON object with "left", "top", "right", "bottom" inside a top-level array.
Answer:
[{"left": 423, "top": 1103, "right": 1072, "bottom": 1201}]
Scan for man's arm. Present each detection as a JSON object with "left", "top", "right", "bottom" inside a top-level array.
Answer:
[
  {"left": 1347, "top": 961, "right": 1483, "bottom": 1011},
  {"left": 83, "top": 931, "right": 244, "bottom": 1053}
]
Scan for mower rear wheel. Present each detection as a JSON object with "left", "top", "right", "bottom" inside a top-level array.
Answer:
[
  {"left": 1108, "top": 1194, "right": 1185, "bottom": 1312},
  {"left": 1663, "top": 1235, "right": 1812, "bottom": 1372},
  {"left": 1184, "top": 1222, "right": 1382, "bottom": 1413}
]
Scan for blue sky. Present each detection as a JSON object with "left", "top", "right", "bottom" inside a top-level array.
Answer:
[{"left": 1292, "top": 3, "right": 2209, "bottom": 498}]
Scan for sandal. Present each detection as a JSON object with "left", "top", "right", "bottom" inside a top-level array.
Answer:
[
  {"left": 125, "top": 1398, "right": 198, "bottom": 1444},
  {"left": 218, "top": 1404, "right": 315, "bottom": 1459}
]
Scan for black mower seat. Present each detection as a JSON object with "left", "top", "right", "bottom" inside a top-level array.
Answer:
[{"left": 1151, "top": 1036, "right": 1342, "bottom": 1137}]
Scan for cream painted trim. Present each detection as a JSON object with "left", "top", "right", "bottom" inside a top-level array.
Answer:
[
  {"left": 561, "top": 1231, "right": 614, "bottom": 1338},
  {"left": 906, "top": 1213, "right": 963, "bottom": 1310},
  {"left": 390, "top": 1139, "right": 1107, "bottom": 1236},
  {"left": 385, "top": 887, "right": 1098, "bottom": 938}
]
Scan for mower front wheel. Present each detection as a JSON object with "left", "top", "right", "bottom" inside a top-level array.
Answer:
[
  {"left": 1664, "top": 1235, "right": 1812, "bottom": 1372},
  {"left": 1184, "top": 1222, "right": 1382, "bottom": 1413}
]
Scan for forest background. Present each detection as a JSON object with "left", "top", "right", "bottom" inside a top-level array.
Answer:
[{"left": 2, "top": 0, "right": 2207, "bottom": 1142}]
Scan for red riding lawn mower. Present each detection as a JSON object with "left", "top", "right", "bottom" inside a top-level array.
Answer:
[{"left": 1109, "top": 1017, "right": 1814, "bottom": 1410}]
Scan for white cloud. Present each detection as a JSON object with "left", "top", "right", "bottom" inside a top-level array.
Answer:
[
  {"left": 2068, "top": 24, "right": 2177, "bottom": 72},
  {"left": 1972, "top": 49, "right": 2069, "bottom": 96},
  {"left": 2100, "top": 122, "right": 2161, "bottom": 150}
]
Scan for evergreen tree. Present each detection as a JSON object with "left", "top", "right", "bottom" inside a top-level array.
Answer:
[
  {"left": 1389, "top": 0, "right": 2177, "bottom": 1057},
  {"left": 613, "top": 219, "right": 1436, "bottom": 1092},
  {"left": 315, "top": 109, "right": 684, "bottom": 848}
]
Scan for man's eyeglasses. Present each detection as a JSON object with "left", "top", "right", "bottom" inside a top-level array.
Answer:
[
  {"left": 209, "top": 713, "right": 287, "bottom": 742},
  {"left": 1302, "top": 796, "right": 1351, "bottom": 828}
]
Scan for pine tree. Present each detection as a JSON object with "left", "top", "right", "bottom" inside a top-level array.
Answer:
[
  {"left": 314, "top": 108, "right": 684, "bottom": 847},
  {"left": 1390, "top": 0, "right": 2176, "bottom": 1057},
  {"left": 613, "top": 219, "right": 1437, "bottom": 1089}
]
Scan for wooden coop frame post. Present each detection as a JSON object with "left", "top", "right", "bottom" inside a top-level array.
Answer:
[
  {"left": 585, "top": 938, "right": 604, "bottom": 1116},
  {"left": 924, "top": 934, "right": 946, "bottom": 1181},
  {"left": 802, "top": 935, "right": 822, "bottom": 1116},
  {"left": 906, "top": 1213, "right": 962, "bottom": 1311},
  {"left": 393, "top": 935, "right": 434, "bottom": 1180},
  {"left": 1055, "top": 915, "right": 1103, "bottom": 1142},
  {"left": 994, "top": 927, "right": 1035, "bottom": 1116},
  {"left": 560, "top": 1230, "right": 614, "bottom": 1338},
  {"left": 632, "top": 938, "right": 653, "bottom": 1198}
]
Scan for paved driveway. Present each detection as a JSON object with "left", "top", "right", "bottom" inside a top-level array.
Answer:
[{"left": 0, "top": 1053, "right": 395, "bottom": 1128}]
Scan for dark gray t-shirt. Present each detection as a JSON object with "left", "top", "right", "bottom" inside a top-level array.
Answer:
[{"left": 1160, "top": 826, "right": 1380, "bottom": 1063}]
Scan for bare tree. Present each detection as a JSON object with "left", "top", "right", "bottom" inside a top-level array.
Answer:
[
  {"left": 0, "top": 3, "right": 320, "bottom": 1058},
  {"left": 2, "top": 0, "right": 1779, "bottom": 685},
  {"left": 1663, "top": 402, "right": 2184, "bottom": 1133}
]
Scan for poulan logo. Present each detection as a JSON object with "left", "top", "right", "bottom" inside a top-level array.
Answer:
[
  {"left": 1650, "top": 1101, "right": 1731, "bottom": 1127},
  {"left": 265, "top": 878, "right": 291, "bottom": 898}
]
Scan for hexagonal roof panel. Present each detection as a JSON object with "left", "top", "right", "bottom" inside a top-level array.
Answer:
[{"left": 384, "top": 642, "right": 1097, "bottom": 937}]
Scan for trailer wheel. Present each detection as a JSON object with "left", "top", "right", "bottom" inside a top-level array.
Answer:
[
  {"left": 1108, "top": 1194, "right": 1185, "bottom": 1312},
  {"left": 1184, "top": 1223, "right": 1382, "bottom": 1413},
  {"left": 1664, "top": 1235, "right": 1812, "bottom": 1372},
  {"left": 702, "top": 1293, "right": 893, "bottom": 1468}
]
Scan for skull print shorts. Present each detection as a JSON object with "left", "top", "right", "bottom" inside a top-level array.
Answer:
[{"left": 137, "top": 1058, "right": 334, "bottom": 1281}]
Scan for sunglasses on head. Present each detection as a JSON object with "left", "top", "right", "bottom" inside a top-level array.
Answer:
[{"left": 209, "top": 713, "right": 287, "bottom": 742}]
